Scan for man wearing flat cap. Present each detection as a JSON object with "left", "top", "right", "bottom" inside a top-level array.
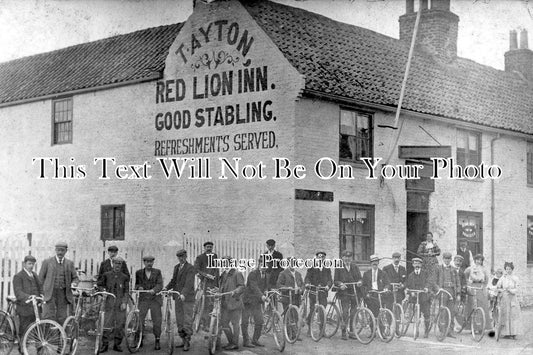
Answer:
[
  {"left": 39, "top": 242, "right": 78, "bottom": 325},
  {"left": 263, "top": 239, "right": 283, "bottom": 290},
  {"left": 405, "top": 257, "right": 431, "bottom": 337},
  {"left": 383, "top": 252, "right": 407, "bottom": 308},
  {"left": 219, "top": 255, "right": 245, "bottom": 351},
  {"left": 165, "top": 249, "right": 195, "bottom": 351},
  {"left": 13, "top": 255, "right": 43, "bottom": 338},
  {"left": 453, "top": 255, "right": 467, "bottom": 302},
  {"left": 135, "top": 256, "right": 163, "bottom": 350},
  {"left": 98, "top": 245, "right": 130, "bottom": 284},
  {"left": 194, "top": 241, "right": 219, "bottom": 330},
  {"left": 435, "top": 251, "right": 461, "bottom": 337},
  {"left": 334, "top": 250, "right": 362, "bottom": 340},
  {"left": 304, "top": 251, "right": 332, "bottom": 335}
]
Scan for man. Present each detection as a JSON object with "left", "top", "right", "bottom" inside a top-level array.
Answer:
[
  {"left": 97, "top": 257, "right": 129, "bottom": 353},
  {"left": 194, "top": 241, "right": 219, "bottom": 330},
  {"left": 13, "top": 255, "right": 43, "bottom": 339},
  {"left": 453, "top": 255, "right": 467, "bottom": 302},
  {"left": 304, "top": 251, "right": 332, "bottom": 335},
  {"left": 362, "top": 255, "right": 389, "bottom": 317},
  {"left": 98, "top": 245, "right": 130, "bottom": 283},
  {"left": 333, "top": 250, "right": 362, "bottom": 340},
  {"left": 383, "top": 251, "right": 407, "bottom": 308},
  {"left": 135, "top": 255, "right": 163, "bottom": 350},
  {"left": 39, "top": 242, "right": 79, "bottom": 325},
  {"left": 456, "top": 240, "right": 473, "bottom": 271},
  {"left": 219, "top": 256, "right": 245, "bottom": 351},
  {"left": 263, "top": 239, "right": 283, "bottom": 290},
  {"left": 241, "top": 257, "right": 268, "bottom": 348},
  {"left": 435, "top": 252, "right": 461, "bottom": 337},
  {"left": 405, "top": 257, "right": 431, "bottom": 338},
  {"left": 165, "top": 249, "right": 195, "bottom": 351},
  {"left": 277, "top": 257, "right": 304, "bottom": 310}
]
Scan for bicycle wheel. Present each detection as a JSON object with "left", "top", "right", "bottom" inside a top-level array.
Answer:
[
  {"left": 471, "top": 307, "right": 486, "bottom": 342},
  {"left": 454, "top": 302, "right": 466, "bottom": 333},
  {"left": 125, "top": 310, "right": 142, "bottom": 353},
  {"left": 427, "top": 297, "right": 439, "bottom": 333},
  {"left": 207, "top": 312, "right": 218, "bottom": 355},
  {"left": 401, "top": 302, "right": 414, "bottom": 336},
  {"left": 352, "top": 307, "right": 375, "bottom": 344},
  {"left": 435, "top": 307, "right": 451, "bottom": 342},
  {"left": 271, "top": 311, "right": 285, "bottom": 352},
  {"left": 262, "top": 304, "right": 273, "bottom": 334},
  {"left": 192, "top": 290, "right": 205, "bottom": 333},
  {"left": 22, "top": 319, "right": 67, "bottom": 355},
  {"left": 63, "top": 316, "right": 80, "bottom": 355},
  {"left": 413, "top": 304, "right": 420, "bottom": 340},
  {"left": 0, "top": 311, "right": 16, "bottom": 355},
  {"left": 377, "top": 309, "right": 395, "bottom": 343},
  {"left": 324, "top": 302, "right": 341, "bottom": 338},
  {"left": 95, "top": 312, "right": 105, "bottom": 355},
  {"left": 392, "top": 303, "right": 404, "bottom": 338},
  {"left": 309, "top": 305, "right": 326, "bottom": 342},
  {"left": 284, "top": 305, "right": 300, "bottom": 344},
  {"left": 165, "top": 305, "right": 174, "bottom": 355}
]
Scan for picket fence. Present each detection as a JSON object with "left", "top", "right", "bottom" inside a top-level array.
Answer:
[{"left": 0, "top": 234, "right": 264, "bottom": 310}]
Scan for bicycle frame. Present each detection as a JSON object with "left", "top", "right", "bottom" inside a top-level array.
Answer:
[
  {"left": 367, "top": 290, "right": 395, "bottom": 343},
  {"left": 431, "top": 288, "right": 453, "bottom": 341},
  {"left": 205, "top": 288, "right": 233, "bottom": 355},
  {"left": 457, "top": 286, "right": 486, "bottom": 342},
  {"left": 302, "top": 285, "right": 327, "bottom": 342},
  {"left": 403, "top": 289, "right": 427, "bottom": 340}
]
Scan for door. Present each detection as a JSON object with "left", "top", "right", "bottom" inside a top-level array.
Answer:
[{"left": 406, "top": 212, "right": 428, "bottom": 274}]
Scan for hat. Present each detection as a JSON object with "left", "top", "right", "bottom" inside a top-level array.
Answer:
[
  {"left": 108, "top": 245, "right": 118, "bottom": 252},
  {"left": 114, "top": 257, "right": 124, "bottom": 264},
  {"left": 176, "top": 249, "right": 187, "bottom": 257},
  {"left": 341, "top": 250, "right": 353, "bottom": 257},
  {"left": 266, "top": 239, "right": 276, "bottom": 246},
  {"left": 143, "top": 255, "right": 155, "bottom": 261},
  {"left": 473, "top": 254, "right": 484, "bottom": 261},
  {"left": 454, "top": 255, "right": 464, "bottom": 261},
  {"left": 24, "top": 255, "right": 36, "bottom": 263},
  {"left": 369, "top": 255, "right": 379, "bottom": 263},
  {"left": 392, "top": 252, "right": 401, "bottom": 258},
  {"left": 442, "top": 252, "right": 452, "bottom": 258},
  {"left": 203, "top": 241, "right": 214, "bottom": 247},
  {"left": 221, "top": 255, "right": 233, "bottom": 261},
  {"left": 316, "top": 251, "right": 326, "bottom": 257},
  {"left": 55, "top": 242, "right": 68, "bottom": 249},
  {"left": 412, "top": 257, "right": 423, "bottom": 264}
]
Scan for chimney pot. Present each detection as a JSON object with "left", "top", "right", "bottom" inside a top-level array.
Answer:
[
  {"left": 431, "top": 0, "right": 451, "bottom": 11},
  {"left": 520, "top": 29, "right": 529, "bottom": 49},
  {"left": 406, "top": 0, "right": 414, "bottom": 14},
  {"left": 510, "top": 30, "right": 518, "bottom": 50}
]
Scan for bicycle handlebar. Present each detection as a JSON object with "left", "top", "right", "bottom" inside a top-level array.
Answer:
[
  {"left": 25, "top": 295, "right": 44, "bottom": 304},
  {"left": 404, "top": 289, "right": 427, "bottom": 294},
  {"left": 94, "top": 291, "right": 117, "bottom": 299},
  {"left": 206, "top": 290, "right": 234, "bottom": 297},
  {"left": 368, "top": 290, "right": 390, "bottom": 294},
  {"left": 305, "top": 285, "right": 329, "bottom": 290},
  {"left": 467, "top": 286, "right": 483, "bottom": 290},
  {"left": 157, "top": 290, "right": 182, "bottom": 297},
  {"left": 278, "top": 287, "right": 301, "bottom": 291},
  {"left": 266, "top": 290, "right": 281, "bottom": 296},
  {"left": 436, "top": 288, "right": 454, "bottom": 299}
]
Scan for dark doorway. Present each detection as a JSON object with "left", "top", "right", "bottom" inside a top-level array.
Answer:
[{"left": 406, "top": 212, "right": 428, "bottom": 274}]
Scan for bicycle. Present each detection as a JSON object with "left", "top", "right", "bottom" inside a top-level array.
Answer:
[
  {"left": 22, "top": 295, "right": 68, "bottom": 355},
  {"left": 401, "top": 289, "right": 427, "bottom": 340},
  {"left": 492, "top": 290, "right": 503, "bottom": 341},
  {"left": 367, "top": 290, "right": 395, "bottom": 343},
  {"left": 255, "top": 289, "right": 284, "bottom": 352},
  {"left": 63, "top": 286, "right": 96, "bottom": 355},
  {"left": 205, "top": 288, "right": 234, "bottom": 355},
  {"left": 389, "top": 282, "right": 405, "bottom": 338},
  {"left": 429, "top": 288, "right": 454, "bottom": 341},
  {"left": 0, "top": 295, "right": 17, "bottom": 355},
  {"left": 93, "top": 291, "right": 117, "bottom": 355},
  {"left": 455, "top": 286, "right": 486, "bottom": 342},
  {"left": 350, "top": 285, "right": 376, "bottom": 344},
  {"left": 192, "top": 273, "right": 215, "bottom": 333},
  {"left": 124, "top": 289, "right": 155, "bottom": 353},
  {"left": 277, "top": 287, "right": 302, "bottom": 344},
  {"left": 157, "top": 290, "right": 181, "bottom": 355},
  {"left": 299, "top": 285, "right": 327, "bottom": 342},
  {"left": 323, "top": 287, "right": 342, "bottom": 338}
]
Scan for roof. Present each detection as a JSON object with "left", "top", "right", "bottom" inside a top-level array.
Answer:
[
  {"left": 0, "top": 1, "right": 532, "bottom": 136},
  {"left": 242, "top": 1, "right": 533, "bottom": 135},
  {"left": 0, "top": 23, "right": 183, "bottom": 105}
]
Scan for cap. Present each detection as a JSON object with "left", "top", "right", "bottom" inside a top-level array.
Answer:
[
  {"left": 392, "top": 252, "right": 401, "bottom": 258},
  {"left": 369, "top": 255, "right": 379, "bottom": 263},
  {"left": 24, "top": 255, "right": 36, "bottom": 263},
  {"left": 266, "top": 239, "right": 276, "bottom": 246},
  {"left": 176, "top": 249, "right": 187, "bottom": 257},
  {"left": 412, "top": 257, "right": 423, "bottom": 263},
  {"left": 316, "top": 251, "right": 326, "bottom": 257},
  {"left": 473, "top": 254, "right": 484, "bottom": 261},
  {"left": 108, "top": 245, "right": 118, "bottom": 252},
  {"left": 454, "top": 255, "right": 464, "bottom": 261},
  {"left": 55, "top": 242, "right": 68, "bottom": 249},
  {"left": 221, "top": 255, "right": 233, "bottom": 260},
  {"left": 442, "top": 252, "right": 452, "bottom": 258},
  {"left": 143, "top": 255, "right": 155, "bottom": 261},
  {"left": 114, "top": 257, "right": 124, "bottom": 264},
  {"left": 341, "top": 250, "right": 353, "bottom": 257},
  {"left": 203, "top": 241, "right": 214, "bottom": 247}
]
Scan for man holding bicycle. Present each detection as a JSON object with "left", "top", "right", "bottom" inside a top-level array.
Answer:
[
  {"left": 241, "top": 257, "right": 268, "bottom": 348},
  {"left": 405, "top": 257, "right": 431, "bottom": 338},
  {"left": 362, "top": 255, "right": 390, "bottom": 318},
  {"left": 304, "top": 251, "right": 332, "bottom": 336},
  {"left": 135, "top": 255, "right": 163, "bottom": 350},
  {"left": 219, "top": 256, "right": 245, "bottom": 351},
  {"left": 13, "top": 255, "right": 43, "bottom": 340},
  {"left": 435, "top": 251, "right": 461, "bottom": 338},
  {"left": 194, "top": 241, "right": 219, "bottom": 330},
  {"left": 334, "top": 250, "right": 362, "bottom": 340}
]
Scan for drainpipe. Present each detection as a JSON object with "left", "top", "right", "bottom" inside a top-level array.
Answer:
[{"left": 490, "top": 134, "right": 501, "bottom": 271}]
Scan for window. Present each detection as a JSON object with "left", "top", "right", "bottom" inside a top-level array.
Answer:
[
  {"left": 456, "top": 129, "right": 480, "bottom": 166},
  {"left": 457, "top": 211, "right": 483, "bottom": 256},
  {"left": 526, "top": 216, "right": 533, "bottom": 264},
  {"left": 526, "top": 142, "right": 533, "bottom": 185},
  {"left": 340, "top": 203, "right": 374, "bottom": 262},
  {"left": 101, "top": 205, "right": 125, "bottom": 241},
  {"left": 52, "top": 97, "right": 73, "bottom": 144},
  {"left": 339, "top": 109, "right": 373, "bottom": 162}
]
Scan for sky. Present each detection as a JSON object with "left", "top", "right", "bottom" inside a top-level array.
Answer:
[{"left": 1, "top": 0, "right": 533, "bottom": 70}]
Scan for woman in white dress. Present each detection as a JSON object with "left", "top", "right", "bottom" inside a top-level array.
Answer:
[
  {"left": 464, "top": 254, "right": 491, "bottom": 330},
  {"left": 496, "top": 262, "right": 520, "bottom": 339}
]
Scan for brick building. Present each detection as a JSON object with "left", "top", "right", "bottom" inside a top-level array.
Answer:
[{"left": 0, "top": 1, "right": 532, "bottom": 300}]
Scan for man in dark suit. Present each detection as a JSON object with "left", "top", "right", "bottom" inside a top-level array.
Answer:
[
  {"left": 98, "top": 245, "right": 130, "bottom": 283},
  {"left": 39, "top": 242, "right": 79, "bottom": 325},
  {"left": 362, "top": 255, "right": 389, "bottom": 317},
  {"left": 456, "top": 239, "right": 473, "bottom": 271},
  {"left": 276, "top": 258, "right": 304, "bottom": 310},
  {"left": 165, "top": 249, "right": 195, "bottom": 351},
  {"left": 435, "top": 252, "right": 461, "bottom": 337},
  {"left": 453, "top": 255, "right": 467, "bottom": 302},
  {"left": 405, "top": 257, "right": 431, "bottom": 337},
  {"left": 135, "top": 255, "right": 163, "bottom": 350},
  {"left": 304, "top": 251, "right": 332, "bottom": 334},
  {"left": 334, "top": 250, "right": 362, "bottom": 340},
  {"left": 263, "top": 239, "right": 283, "bottom": 290},
  {"left": 194, "top": 241, "right": 219, "bottom": 330},
  {"left": 13, "top": 255, "right": 43, "bottom": 338},
  {"left": 219, "top": 256, "right": 245, "bottom": 351},
  {"left": 241, "top": 257, "right": 268, "bottom": 348},
  {"left": 383, "top": 251, "right": 407, "bottom": 308}
]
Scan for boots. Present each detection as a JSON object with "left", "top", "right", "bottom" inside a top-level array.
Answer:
[{"left": 154, "top": 338, "right": 161, "bottom": 350}]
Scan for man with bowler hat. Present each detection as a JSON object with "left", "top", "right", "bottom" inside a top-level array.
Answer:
[
  {"left": 13, "top": 255, "right": 43, "bottom": 338},
  {"left": 98, "top": 245, "right": 130, "bottom": 283},
  {"left": 405, "top": 257, "right": 431, "bottom": 337},
  {"left": 263, "top": 239, "right": 283, "bottom": 290}
]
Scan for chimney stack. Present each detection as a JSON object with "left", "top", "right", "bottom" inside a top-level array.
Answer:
[
  {"left": 505, "top": 29, "right": 533, "bottom": 81},
  {"left": 399, "top": 0, "right": 459, "bottom": 63}
]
